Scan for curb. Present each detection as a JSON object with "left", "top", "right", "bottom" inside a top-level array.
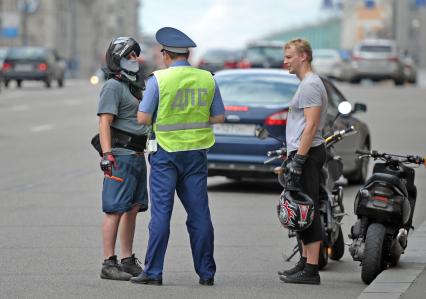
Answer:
[{"left": 357, "top": 221, "right": 426, "bottom": 298}]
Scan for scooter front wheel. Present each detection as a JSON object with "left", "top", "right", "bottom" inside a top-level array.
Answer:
[{"left": 330, "top": 227, "right": 345, "bottom": 261}]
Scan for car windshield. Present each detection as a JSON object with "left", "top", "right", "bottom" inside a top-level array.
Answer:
[
  {"left": 0, "top": 48, "right": 8, "bottom": 59},
  {"left": 246, "top": 46, "right": 283, "bottom": 62},
  {"left": 215, "top": 73, "right": 298, "bottom": 107},
  {"left": 314, "top": 49, "right": 339, "bottom": 59},
  {"left": 7, "top": 47, "right": 46, "bottom": 60},
  {"left": 359, "top": 45, "right": 392, "bottom": 53},
  {"left": 204, "top": 50, "right": 231, "bottom": 61}
]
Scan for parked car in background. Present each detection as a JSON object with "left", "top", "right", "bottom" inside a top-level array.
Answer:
[
  {"left": 0, "top": 47, "right": 9, "bottom": 90},
  {"left": 312, "top": 48, "right": 352, "bottom": 81},
  {"left": 0, "top": 47, "right": 8, "bottom": 69},
  {"left": 238, "top": 41, "right": 284, "bottom": 69},
  {"left": 2, "top": 46, "right": 66, "bottom": 88},
  {"left": 400, "top": 51, "right": 417, "bottom": 84},
  {"left": 138, "top": 43, "right": 158, "bottom": 78},
  {"left": 198, "top": 49, "right": 243, "bottom": 73},
  {"left": 348, "top": 39, "right": 405, "bottom": 85},
  {"left": 208, "top": 69, "right": 370, "bottom": 184}
]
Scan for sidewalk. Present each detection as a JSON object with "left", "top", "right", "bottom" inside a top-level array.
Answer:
[
  {"left": 357, "top": 221, "right": 426, "bottom": 299},
  {"left": 418, "top": 68, "right": 426, "bottom": 87}
]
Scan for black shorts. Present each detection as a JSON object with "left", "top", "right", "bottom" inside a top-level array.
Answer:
[{"left": 291, "top": 144, "right": 327, "bottom": 245}]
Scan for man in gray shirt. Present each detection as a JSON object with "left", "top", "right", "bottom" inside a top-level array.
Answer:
[
  {"left": 278, "top": 39, "right": 328, "bottom": 285},
  {"left": 97, "top": 37, "right": 150, "bottom": 281}
]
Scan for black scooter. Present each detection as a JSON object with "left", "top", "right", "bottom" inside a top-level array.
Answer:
[{"left": 348, "top": 150, "right": 425, "bottom": 284}]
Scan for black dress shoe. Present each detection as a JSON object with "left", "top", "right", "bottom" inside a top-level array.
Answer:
[
  {"left": 130, "top": 272, "right": 162, "bottom": 285},
  {"left": 199, "top": 277, "right": 214, "bottom": 286}
]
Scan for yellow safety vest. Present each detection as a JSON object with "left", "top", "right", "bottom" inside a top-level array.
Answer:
[{"left": 153, "top": 66, "right": 215, "bottom": 152}]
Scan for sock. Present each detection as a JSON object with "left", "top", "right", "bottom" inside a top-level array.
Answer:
[
  {"left": 105, "top": 255, "right": 117, "bottom": 262},
  {"left": 304, "top": 263, "right": 319, "bottom": 275}
]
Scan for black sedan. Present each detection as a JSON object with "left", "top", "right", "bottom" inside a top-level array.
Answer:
[
  {"left": 208, "top": 69, "right": 370, "bottom": 184},
  {"left": 2, "top": 46, "right": 66, "bottom": 88}
]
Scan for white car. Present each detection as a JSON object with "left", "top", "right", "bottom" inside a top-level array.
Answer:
[
  {"left": 312, "top": 48, "right": 352, "bottom": 81},
  {"left": 348, "top": 39, "right": 405, "bottom": 85}
]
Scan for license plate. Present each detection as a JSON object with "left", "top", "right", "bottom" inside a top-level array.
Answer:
[
  {"left": 14, "top": 64, "right": 34, "bottom": 71},
  {"left": 213, "top": 123, "right": 256, "bottom": 136}
]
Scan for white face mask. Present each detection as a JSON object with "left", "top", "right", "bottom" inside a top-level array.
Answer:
[{"left": 120, "top": 58, "right": 139, "bottom": 74}]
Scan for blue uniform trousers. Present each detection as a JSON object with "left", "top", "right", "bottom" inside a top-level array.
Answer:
[{"left": 143, "top": 147, "right": 216, "bottom": 280}]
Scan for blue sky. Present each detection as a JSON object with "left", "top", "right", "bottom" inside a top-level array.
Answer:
[{"left": 139, "top": 0, "right": 328, "bottom": 58}]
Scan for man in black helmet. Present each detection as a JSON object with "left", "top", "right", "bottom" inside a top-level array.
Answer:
[{"left": 97, "top": 37, "right": 150, "bottom": 281}]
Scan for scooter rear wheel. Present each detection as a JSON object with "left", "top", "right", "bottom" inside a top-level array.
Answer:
[{"left": 361, "top": 223, "right": 386, "bottom": 284}]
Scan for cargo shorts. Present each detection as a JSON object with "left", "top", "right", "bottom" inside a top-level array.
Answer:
[{"left": 102, "top": 153, "right": 148, "bottom": 214}]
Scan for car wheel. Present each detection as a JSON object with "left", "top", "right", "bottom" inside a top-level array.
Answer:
[
  {"left": 394, "top": 78, "right": 404, "bottom": 86},
  {"left": 409, "top": 77, "right": 417, "bottom": 85},
  {"left": 350, "top": 78, "right": 361, "bottom": 84},
  {"left": 45, "top": 79, "right": 51, "bottom": 88},
  {"left": 57, "top": 78, "right": 64, "bottom": 88},
  {"left": 4, "top": 80, "right": 9, "bottom": 88},
  {"left": 17, "top": 80, "right": 22, "bottom": 88},
  {"left": 347, "top": 141, "right": 370, "bottom": 185}
]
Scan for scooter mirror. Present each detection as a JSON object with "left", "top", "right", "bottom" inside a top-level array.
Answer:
[
  {"left": 338, "top": 101, "right": 352, "bottom": 115},
  {"left": 255, "top": 128, "right": 269, "bottom": 140}
]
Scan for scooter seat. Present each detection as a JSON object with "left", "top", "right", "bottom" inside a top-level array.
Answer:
[{"left": 365, "top": 173, "right": 408, "bottom": 197}]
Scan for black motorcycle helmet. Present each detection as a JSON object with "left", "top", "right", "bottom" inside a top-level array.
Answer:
[
  {"left": 105, "top": 37, "right": 141, "bottom": 74},
  {"left": 277, "top": 190, "right": 315, "bottom": 231}
]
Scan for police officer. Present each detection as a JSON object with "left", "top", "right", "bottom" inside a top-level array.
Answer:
[
  {"left": 278, "top": 38, "right": 328, "bottom": 285},
  {"left": 130, "top": 27, "right": 225, "bottom": 286},
  {"left": 97, "top": 37, "right": 150, "bottom": 281}
]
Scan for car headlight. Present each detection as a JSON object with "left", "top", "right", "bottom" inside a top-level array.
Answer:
[{"left": 90, "top": 75, "right": 100, "bottom": 85}]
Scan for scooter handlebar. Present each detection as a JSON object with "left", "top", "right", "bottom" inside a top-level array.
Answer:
[
  {"left": 356, "top": 150, "right": 426, "bottom": 166},
  {"left": 267, "top": 149, "right": 286, "bottom": 157}
]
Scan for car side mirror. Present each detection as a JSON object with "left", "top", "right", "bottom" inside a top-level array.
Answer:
[
  {"left": 353, "top": 102, "right": 367, "bottom": 113},
  {"left": 255, "top": 127, "right": 269, "bottom": 140}
]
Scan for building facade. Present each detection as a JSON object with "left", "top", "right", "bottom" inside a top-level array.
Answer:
[
  {"left": 394, "top": 0, "right": 426, "bottom": 67},
  {"left": 0, "top": 0, "right": 140, "bottom": 77},
  {"left": 263, "top": 17, "right": 342, "bottom": 50}
]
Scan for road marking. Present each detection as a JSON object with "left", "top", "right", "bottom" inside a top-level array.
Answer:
[{"left": 31, "top": 124, "right": 53, "bottom": 132}]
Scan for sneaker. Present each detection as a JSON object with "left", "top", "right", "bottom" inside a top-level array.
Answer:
[
  {"left": 278, "top": 257, "right": 306, "bottom": 276},
  {"left": 120, "top": 254, "right": 143, "bottom": 276},
  {"left": 100, "top": 255, "right": 132, "bottom": 281},
  {"left": 279, "top": 269, "right": 320, "bottom": 285}
]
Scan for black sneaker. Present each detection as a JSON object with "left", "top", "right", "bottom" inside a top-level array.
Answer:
[
  {"left": 100, "top": 255, "right": 132, "bottom": 281},
  {"left": 199, "top": 277, "right": 214, "bottom": 286},
  {"left": 130, "top": 272, "right": 162, "bottom": 285},
  {"left": 278, "top": 257, "right": 306, "bottom": 276},
  {"left": 279, "top": 269, "right": 321, "bottom": 285},
  {"left": 120, "top": 254, "right": 143, "bottom": 276}
]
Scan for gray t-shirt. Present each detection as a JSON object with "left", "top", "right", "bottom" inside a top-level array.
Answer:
[
  {"left": 98, "top": 79, "right": 150, "bottom": 136},
  {"left": 285, "top": 73, "right": 328, "bottom": 153},
  {"left": 97, "top": 79, "right": 151, "bottom": 154}
]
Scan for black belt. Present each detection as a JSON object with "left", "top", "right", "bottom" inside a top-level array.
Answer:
[
  {"left": 90, "top": 128, "right": 147, "bottom": 156},
  {"left": 110, "top": 127, "right": 147, "bottom": 152}
]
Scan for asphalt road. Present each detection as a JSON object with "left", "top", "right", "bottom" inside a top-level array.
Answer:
[{"left": 0, "top": 78, "right": 425, "bottom": 299}]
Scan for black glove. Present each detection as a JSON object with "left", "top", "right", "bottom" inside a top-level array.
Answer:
[
  {"left": 284, "top": 154, "right": 308, "bottom": 191},
  {"left": 100, "top": 152, "right": 117, "bottom": 177}
]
